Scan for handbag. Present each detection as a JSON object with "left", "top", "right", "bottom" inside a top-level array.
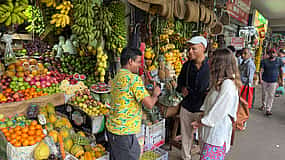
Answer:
[
  {"left": 230, "top": 96, "right": 249, "bottom": 146},
  {"left": 240, "top": 85, "right": 254, "bottom": 108}
]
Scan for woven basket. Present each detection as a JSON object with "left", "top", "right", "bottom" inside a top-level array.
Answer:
[
  {"left": 184, "top": 1, "right": 200, "bottom": 23},
  {"left": 128, "top": 0, "right": 150, "bottom": 12},
  {"left": 204, "top": 8, "right": 211, "bottom": 24},
  {"left": 174, "top": 0, "right": 186, "bottom": 19},
  {"left": 200, "top": 4, "right": 206, "bottom": 21},
  {"left": 209, "top": 11, "right": 217, "bottom": 28},
  {"left": 210, "top": 21, "right": 223, "bottom": 35},
  {"left": 220, "top": 11, "right": 230, "bottom": 25}
]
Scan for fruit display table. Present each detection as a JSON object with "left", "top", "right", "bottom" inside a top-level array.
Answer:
[{"left": 0, "top": 93, "right": 65, "bottom": 117}]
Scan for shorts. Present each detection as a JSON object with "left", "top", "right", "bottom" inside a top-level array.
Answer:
[{"left": 107, "top": 130, "right": 140, "bottom": 160}]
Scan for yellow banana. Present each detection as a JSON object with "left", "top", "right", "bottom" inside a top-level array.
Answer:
[
  {"left": 56, "top": 4, "right": 64, "bottom": 10},
  {"left": 65, "top": 15, "right": 70, "bottom": 24},
  {"left": 50, "top": 18, "right": 57, "bottom": 24}
]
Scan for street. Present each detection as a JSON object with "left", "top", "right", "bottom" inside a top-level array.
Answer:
[{"left": 169, "top": 85, "right": 285, "bottom": 160}]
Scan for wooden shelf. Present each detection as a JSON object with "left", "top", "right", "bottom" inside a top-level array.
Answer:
[{"left": 2, "top": 33, "right": 33, "bottom": 41}]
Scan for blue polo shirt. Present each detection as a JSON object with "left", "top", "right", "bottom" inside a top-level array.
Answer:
[{"left": 261, "top": 58, "right": 284, "bottom": 83}]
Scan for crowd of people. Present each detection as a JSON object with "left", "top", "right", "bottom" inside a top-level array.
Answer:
[{"left": 104, "top": 36, "right": 285, "bottom": 160}]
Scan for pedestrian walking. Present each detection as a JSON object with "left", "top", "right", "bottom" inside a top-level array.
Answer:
[
  {"left": 106, "top": 47, "right": 161, "bottom": 160},
  {"left": 240, "top": 48, "right": 256, "bottom": 85},
  {"left": 191, "top": 48, "right": 242, "bottom": 160},
  {"left": 259, "top": 48, "right": 284, "bottom": 116},
  {"left": 176, "top": 36, "right": 210, "bottom": 160},
  {"left": 275, "top": 49, "right": 285, "bottom": 97}
]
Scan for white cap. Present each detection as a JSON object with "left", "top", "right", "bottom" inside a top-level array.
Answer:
[{"left": 187, "top": 36, "right": 207, "bottom": 48}]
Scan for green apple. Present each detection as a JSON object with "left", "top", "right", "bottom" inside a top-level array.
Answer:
[{"left": 18, "top": 77, "right": 24, "bottom": 82}]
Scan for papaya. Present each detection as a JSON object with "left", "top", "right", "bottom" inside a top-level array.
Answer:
[
  {"left": 61, "top": 117, "right": 72, "bottom": 128},
  {"left": 71, "top": 144, "right": 84, "bottom": 157},
  {"left": 60, "top": 128, "right": 70, "bottom": 139},
  {"left": 63, "top": 138, "right": 73, "bottom": 152},
  {"left": 84, "top": 152, "right": 93, "bottom": 160},
  {"left": 46, "top": 103, "right": 55, "bottom": 114},
  {"left": 49, "top": 114, "right": 57, "bottom": 124}
]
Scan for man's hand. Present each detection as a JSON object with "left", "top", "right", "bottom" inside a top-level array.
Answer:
[
  {"left": 153, "top": 86, "right": 161, "bottom": 97},
  {"left": 191, "top": 120, "right": 202, "bottom": 129},
  {"left": 182, "top": 87, "right": 189, "bottom": 97}
]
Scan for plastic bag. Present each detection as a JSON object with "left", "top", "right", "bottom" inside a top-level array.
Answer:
[{"left": 2, "top": 34, "right": 16, "bottom": 65}]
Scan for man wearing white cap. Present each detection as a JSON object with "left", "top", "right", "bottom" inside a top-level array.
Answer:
[{"left": 177, "top": 36, "right": 210, "bottom": 160}]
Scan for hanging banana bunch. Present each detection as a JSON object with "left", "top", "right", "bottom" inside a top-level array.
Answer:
[
  {"left": 0, "top": 0, "right": 28, "bottom": 26},
  {"left": 41, "top": 0, "right": 57, "bottom": 8},
  {"left": 50, "top": 1, "right": 73, "bottom": 28}
]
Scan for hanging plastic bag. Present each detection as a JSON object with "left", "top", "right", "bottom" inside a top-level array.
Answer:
[{"left": 2, "top": 34, "right": 16, "bottom": 65}]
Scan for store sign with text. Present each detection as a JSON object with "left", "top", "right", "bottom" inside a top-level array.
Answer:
[
  {"left": 226, "top": 0, "right": 251, "bottom": 25},
  {"left": 231, "top": 37, "right": 245, "bottom": 48}
]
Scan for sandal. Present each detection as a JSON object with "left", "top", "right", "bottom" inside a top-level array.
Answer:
[{"left": 265, "top": 111, "right": 272, "bottom": 116}]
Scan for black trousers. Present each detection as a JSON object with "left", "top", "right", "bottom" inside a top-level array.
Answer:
[{"left": 106, "top": 130, "right": 140, "bottom": 160}]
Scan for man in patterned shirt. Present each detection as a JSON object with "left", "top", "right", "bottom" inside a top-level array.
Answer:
[{"left": 106, "top": 47, "right": 161, "bottom": 160}]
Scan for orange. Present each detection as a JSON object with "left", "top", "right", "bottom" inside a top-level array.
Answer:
[
  {"left": 35, "top": 124, "right": 42, "bottom": 130},
  {"left": 14, "top": 141, "right": 21, "bottom": 147},
  {"left": 10, "top": 139, "right": 17, "bottom": 145},
  {"left": 14, "top": 126, "right": 21, "bottom": 131},
  {"left": 15, "top": 131, "right": 22, "bottom": 136},
  {"left": 28, "top": 136, "right": 34, "bottom": 141},
  {"left": 16, "top": 136, "right": 21, "bottom": 141},
  {"left": 29, "top": 140, "right": 36, "bottom": 146},
  {"left": 35, "top": 130, "right": 42, "bottom": 136},
  {"left": 4, "top": 132, "right": 10, "bottom": 138},
  {"left": 2, "top": 128, "right": 8, "bottom": 133},
  {"left": 21, "top": 127, "right": 29, "bottom": 133},
  {"left": 9, "top": 128, "right": 14, "bottom": 134},
  {"left": 10, "top": 134, "right": 16, "bottom": 139},
  {"left": 35, "top": 137, "right": 42, "bottom": 142},
  {"left": 40, "top": 134, "right": 45, "bottom": 139},
  {"left": 31, "top": 120, "right": 38, "bottom": 126},
  {"left": 28, "top": 130, "right": 35, "bottom": 136},
  {"left": 29, "top": 125, "right": 35, "bottom": 130},
  {"left": 22, "top": 133, "right": 28, "bottom": 138},
  {"left": 22, "top": 140, "right": 29, "bottom": 146}
]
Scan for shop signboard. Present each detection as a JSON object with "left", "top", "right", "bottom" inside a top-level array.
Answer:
[
  {"left": 226, "top": 0, "right": 251, "bottom": 25},
  {"left": 231, "top": 37, "right": 245, "bottom": 48}
]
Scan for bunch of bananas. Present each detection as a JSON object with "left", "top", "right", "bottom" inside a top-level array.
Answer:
[
  {"left": 71, "top": 0, "right": 95, "bottom": 46},
  {"left": 95, "top": 47, "right": 108, "bottom": 82},
  {"left": 105, "top": 1, "right": 127, "bottom": 55},
  {"left": 41, "top": 0, "right": 57, "bottom": 7},
  {"left": 56, "top": 1, "right": 73, "bottom": 15},
  {"left": 0, "top": 0, "right": 28, "bottom": 26},
  {"left": 50, "top": 1, "right": 72, "bottom": 28},
  {"left": 50, "top": 14, "right": 70, "bottom": 27},
  {"left": 93, "top": 5, "right": 113, "bottom": 40},
  {"left": 24, "top": 5, "right": 45, "bottom": 35}
]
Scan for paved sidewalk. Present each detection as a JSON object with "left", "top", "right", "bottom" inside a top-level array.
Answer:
[{"left": 169, "top": 85, "right": 285, "bottom": 160}]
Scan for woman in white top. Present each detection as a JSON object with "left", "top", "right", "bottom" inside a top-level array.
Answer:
[{"left": 192, "top": 48, "right": 242, "bottom": 160}]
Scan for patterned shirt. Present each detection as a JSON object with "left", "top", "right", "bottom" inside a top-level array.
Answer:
[{"left": 106, "top": 69, "right": 150, "bottom": 135}]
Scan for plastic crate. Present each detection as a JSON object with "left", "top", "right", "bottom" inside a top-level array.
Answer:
[
  {"left": 144, "top": 119, "right": 166, "bottom": 151},
  {"left": 140, "top": 147, "right": 168, "bottom": 160}
]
